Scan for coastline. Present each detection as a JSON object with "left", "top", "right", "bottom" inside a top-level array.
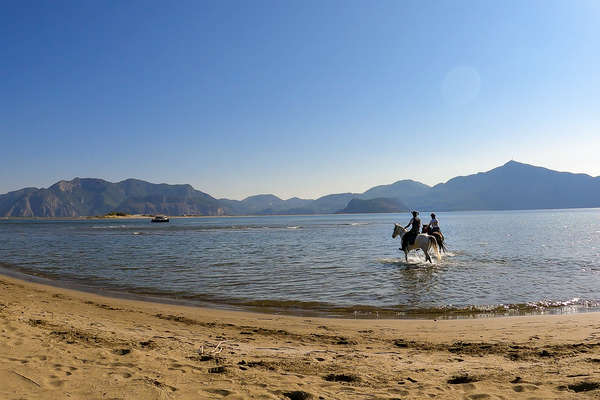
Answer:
[
  {"left": 0, "top": 214, "right": 331, "bottom": 220},
  {"left": 1, "top": 273, "right": 599, "bottom": 399},
  {"left": 3, "top": 263, "right": 594, "bottom": 320},
  {"left": 1, "top": 207, "right": 599, "bottom": 221}
]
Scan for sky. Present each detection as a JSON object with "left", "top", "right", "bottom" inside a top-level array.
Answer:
[{"left": 1, "top": 0, "right": 599, "bottom": 200}]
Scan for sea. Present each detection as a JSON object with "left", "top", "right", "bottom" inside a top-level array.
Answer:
[{"left": 1, "top": 209, "right": 599, "bottom": 319}]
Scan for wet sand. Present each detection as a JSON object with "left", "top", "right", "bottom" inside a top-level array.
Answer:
[{"left": 1, "top": 274, "right": 599, "bottom": 399}]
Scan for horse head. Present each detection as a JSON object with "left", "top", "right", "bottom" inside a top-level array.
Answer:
[{"left": 392, "top": 223, "right": 406, "bottom": 238}]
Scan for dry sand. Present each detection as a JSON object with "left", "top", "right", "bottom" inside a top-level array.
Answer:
[{"left": 1, "top": 274, "right": 599, "bottom": 399}]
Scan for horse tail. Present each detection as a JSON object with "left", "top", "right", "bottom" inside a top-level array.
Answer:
[
  {"left": 437, "top": 234, "right": 447, "bottom": 253},
  {"left": 428, "top": 235, "right": 440, "bottom": 261}
]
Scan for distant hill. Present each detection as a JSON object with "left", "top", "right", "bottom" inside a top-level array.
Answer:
[
  {"left": 309, "top": 193, "right": 360, "bottom": 214},
  {"left": 0, "top": 178, "right": 225, "bottom": 217},
  {"left": 361, "top": 179, "right": 430, "bottom": 205},
  {"left": 219, "top": 194, "right": 312, "bottom": 215},
  {"left": 2, "top": 161, "right": 599, "bottom": 217},
  {"left": 414, "top": 161, "right": 600, "bottom": 210},
  {"left": 338, "top": 198, "right": 408, "bottom": 214},
  {"left": 219, "top": 192, "right": 360, "bottom": 215}
]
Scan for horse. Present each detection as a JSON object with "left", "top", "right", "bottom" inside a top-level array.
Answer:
[
  {"left": 392, "top": 224, "right": 440, "bottom": 263},
  {"left": 422, "top": 225, "right": 447, "bottom": 253}
]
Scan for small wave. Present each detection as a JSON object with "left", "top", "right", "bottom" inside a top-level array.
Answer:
[
  {"left": 133, "top": 232, "right": 142, "bottom": 235},
  {"left": 287, "top": 226, "right": 300, "bottom": 229},
  {"left": 228, "top": 226, "right": 275, "bottom": 231},
  {"left": 91, "top": 225, "right": 127, "bottom": 229},
  {"left": 377, "top": 257, "right": 403, "bottom": 264},
  {"left": 211, "top": 262, "right": 239, "bottom": 267},
  {"left": 350, "top": 222, "right": 368, "bottom": 226},
  {"left": 528, "top": 297, "right": 600, "bottom": 308},
  {"left": 376, "top": 257, "right": 435, "bottom": 266}
]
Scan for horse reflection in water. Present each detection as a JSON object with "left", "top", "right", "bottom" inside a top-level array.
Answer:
[{"left": 392, "top": 224, "right": 440, "bottom": 263}]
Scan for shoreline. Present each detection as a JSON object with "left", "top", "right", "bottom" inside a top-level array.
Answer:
[
  {"left": 1, "top": 206, "right": 599, "bottom": 221},
  {"left": 1, "top": 273, "right": 600, "bottom": 398},
  {"left": 2, "top": 265, "right": 597, "bottom": 321}
]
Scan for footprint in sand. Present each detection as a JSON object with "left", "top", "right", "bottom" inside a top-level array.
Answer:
[
  {"left": 40, "top": 374, "right": 66, "bottom": 388},
  {"left": 204, "top": 388, "right": 232, "bottom": 397},
  {"left": 457, "top": 383, "right": 476, "bottom": 391},
  {"left": 137, "top": 377, "right": 177, "bottom": 392},
  {"left": 282, "top": 390, "right": 313, "bottom": 400},
  {"left": 112, "top": 348, "right": 132, "bottom": 356},
  {"left": 109, "top": 371, "right": 133, "bottom": 380},
  {"left": 48, "top": 379, "right": 65, "bottom": 388},
  {"left": 168, "top": 363, "right": 188, "bottom": 373},
  {"left": 110, "top": 362, "right": 135, "bottom": 368},
  {"left": 62, "top": 366, "right": 77, "bottom": 376},
  {"left": 512, "top": 384, "right": 539, "bottom": 392},
  {"left": 567, "top": 381, "right": 600, "bottom": 393}
]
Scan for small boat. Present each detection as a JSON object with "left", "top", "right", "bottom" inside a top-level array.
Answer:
[{"left": 151, "top": 215, "right": 169, "bottom": 223}]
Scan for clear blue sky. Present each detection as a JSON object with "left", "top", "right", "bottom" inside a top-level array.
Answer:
[{"left": 1, "top": 0, "right": 599, "bottom": 199}]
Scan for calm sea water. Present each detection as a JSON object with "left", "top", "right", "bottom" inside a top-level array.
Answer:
[{"left": 1, "top": 209, "right": 599, "bottom": 318}]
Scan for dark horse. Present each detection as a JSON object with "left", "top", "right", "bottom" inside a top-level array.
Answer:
[{"left": 422, "top": 225, "right": 447, "bottom": 253}]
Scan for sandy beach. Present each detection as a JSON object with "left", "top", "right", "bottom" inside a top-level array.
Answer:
[{"left": 0, "top": 274, "right": 599, "bottom": 399}]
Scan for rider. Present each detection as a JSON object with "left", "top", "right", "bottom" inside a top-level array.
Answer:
[
  {"left": 402, "top": 211, "right": 421, "bottom": 251},
  {"left": 428, "top": 213, "right": 440, "bottom": 233}
]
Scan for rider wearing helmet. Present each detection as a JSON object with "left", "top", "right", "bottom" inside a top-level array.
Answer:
[
  {"left": 428, "top": 213, "right": 440, "bottom": 233},
  {"left": 402, "top": 211, "right": 421, "bottom": 251}
]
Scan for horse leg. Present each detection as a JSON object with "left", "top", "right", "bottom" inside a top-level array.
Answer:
[
  {"left": 424, "top": 247, "right": 432, "bottom": 263},
  {"left": 404, "top": 250, "right": 408, "bottom": 262}
]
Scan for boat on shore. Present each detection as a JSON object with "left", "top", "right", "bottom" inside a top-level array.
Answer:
[{"left": 151, "top": 215, "right": 169, "bottom": 223}]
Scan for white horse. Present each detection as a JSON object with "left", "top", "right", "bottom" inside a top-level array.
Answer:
[{"left": 392, "top": 224, "right": 440, "bottom": 263}]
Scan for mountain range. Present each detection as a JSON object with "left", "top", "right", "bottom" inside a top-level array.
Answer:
[{"left": 1, "top": 161, "right": 599, "bottom": 217}]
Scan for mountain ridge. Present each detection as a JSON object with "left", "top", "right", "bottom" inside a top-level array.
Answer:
[
  {"left": 2, "top": 161, "right": 599, "bottom": 217},
  {"left": 338, "top": 198, "right": 409, "bottom": 214}
]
